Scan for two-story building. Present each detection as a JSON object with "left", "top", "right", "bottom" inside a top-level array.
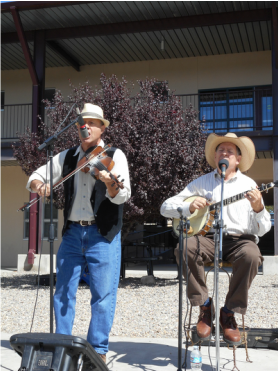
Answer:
[{"left": 1, "top": 1, "right": 278, "bottom": 270}]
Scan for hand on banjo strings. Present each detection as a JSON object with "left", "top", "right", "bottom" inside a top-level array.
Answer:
[
  {"left": 245, "top": 186, "right": 263, "bottom": 213},
  {"left": 189, "top": 197, "right": 210, "bottom": 214}
]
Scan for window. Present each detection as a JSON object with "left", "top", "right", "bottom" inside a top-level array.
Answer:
[
  {"left": 199, "top": 86, "right": 273, "bottom": 133},
  {"left": 24, "top": 203, "right": 58, "bottom": 240},
  {"left": 1, "top": 91, "right": 4, "bottom": 111},
  {"left": 254, "top": 86, "right": 273, "bottom": 131},
  {"left": 152, "top": 82, "right": 168, "bottom": 101},
  {"left": 44, "top": 88, "right": 55, "bottom": 103},
  {"left": 44, "top": 88, "right": 56, "bottom": 126}
]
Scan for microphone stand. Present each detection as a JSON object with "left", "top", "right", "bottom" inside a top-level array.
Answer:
[
  {"left": 213, "top": 171, "right": 226, "bottom": 371},
  {"left": 177, "top": 208, "right": 189, "bottom": 371},
  {"left": 38, "top": 114, "right": 82, "bottom": 332}
]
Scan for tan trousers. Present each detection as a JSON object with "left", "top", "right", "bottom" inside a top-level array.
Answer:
[{"left": 174, "top": 233, "right": 264, "bottom": 315}]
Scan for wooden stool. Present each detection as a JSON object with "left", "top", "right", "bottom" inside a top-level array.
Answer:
[{"left": 184, "top": 261, "right": 252, "bottom": 371}]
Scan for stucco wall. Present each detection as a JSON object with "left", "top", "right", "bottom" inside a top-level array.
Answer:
[{"left": 1, "top": 51, "right": 272, "bottom": 104}]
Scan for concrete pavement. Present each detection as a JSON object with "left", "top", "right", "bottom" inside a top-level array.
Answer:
[
  {"left": 1, "top": 265, "right": 278, "bottom": 371},
  {"left": 1, "top": 332, "right": 278, "bottom": 371}
]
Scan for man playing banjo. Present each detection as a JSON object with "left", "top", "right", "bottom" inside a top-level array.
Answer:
[{"left": 160, "top": 132, "right": 271, "bottom": 345}]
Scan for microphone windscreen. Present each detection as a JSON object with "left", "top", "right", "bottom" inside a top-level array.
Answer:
[
  {"left": 177, "top": 207, "right": 183, "bottom": 214},
  {"left": 218, "top": 159, "right": 229, "bottom": 170}
]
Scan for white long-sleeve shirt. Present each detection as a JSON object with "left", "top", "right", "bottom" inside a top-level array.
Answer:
[
  {"left": 160, "top": 169, "right": 271, "bottom": 244},
  {"left": 26, "top": 140, "right": 131, "bottom": 222}
]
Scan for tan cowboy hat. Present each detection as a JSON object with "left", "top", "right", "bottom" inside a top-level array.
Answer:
[
  {"left": 205, "top": 132, "right": 256, "bottom": 172},
  {"left": 80, "top": 103, "right": 110, "bottom": 127}
]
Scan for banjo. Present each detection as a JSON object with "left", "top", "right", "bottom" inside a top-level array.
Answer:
[{"left": 172, "top": 181, "right": 277, "bottom": 238}]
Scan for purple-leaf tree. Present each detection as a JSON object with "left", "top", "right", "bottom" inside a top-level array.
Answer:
[{"left": 13, "top": 74, "right": 210, "bottom": 240}]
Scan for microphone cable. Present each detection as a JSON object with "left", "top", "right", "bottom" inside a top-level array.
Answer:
[
  {"left": 181, "top": 234, "right": 216, "bottom": 371},
  {"left": 195, "top": 234, "right": 216, "bottom": 371},
  {"left": 29, "top": 154, "right": 49, "bottom": 333},
  {"left": 208, "top": 261, "right": 216, "bottom": 371},
  {"left": 29, "top": 102, "right": 76, "bottom": 332},
  {"left": 182, "top": 238, "right": 190, "bottom": 371}
]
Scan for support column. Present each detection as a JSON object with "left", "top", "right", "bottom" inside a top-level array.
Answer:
[
  {"left": 271, "top": 2, "right": 278, "bottom": 255},
  {"left": 12, "top": 6, "right": 46, "bottom": 263}
]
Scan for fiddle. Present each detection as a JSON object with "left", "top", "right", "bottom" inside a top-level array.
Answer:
[
  {"left": 77, "top": 145, "right": 124, "bottom": 189},
  {"left": 18, "top": 144, "right": 124, "bottom": 211},
  {"left": 79, "top": 146, "right": 124, "bottom": 189},
  {"left": 78, "top": 145, "right": 108, "bottom": 173},
  {"left": 88, "top": 154, "right": 124, "bottom": 190}
]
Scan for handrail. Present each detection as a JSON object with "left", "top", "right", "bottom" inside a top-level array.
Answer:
[{"left": 1, "top": 87, "right": 274, "bottom": 139}]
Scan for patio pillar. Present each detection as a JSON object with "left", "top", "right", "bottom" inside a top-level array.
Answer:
[
  {"left": 271, "top": 2, "right": 278, "bottom": 255},
  {"left": 11, "top": 5, "right": 46, "bottom": 263}
]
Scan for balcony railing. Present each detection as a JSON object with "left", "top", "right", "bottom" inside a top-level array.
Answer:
[
  {"left": 1, "top": 104, "right": 32, "bottom": 140},
  {"left": 1, "top": 88, "right": 273, "bottom": 140}
]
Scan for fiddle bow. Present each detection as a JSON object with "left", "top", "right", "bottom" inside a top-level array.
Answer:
[{"left": 18, "top": 144, "right": 120, "bottom": 211}]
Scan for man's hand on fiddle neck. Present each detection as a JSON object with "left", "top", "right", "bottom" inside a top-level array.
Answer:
[{"left": 98, "top": 170, "right": 120, "bottom": 198}]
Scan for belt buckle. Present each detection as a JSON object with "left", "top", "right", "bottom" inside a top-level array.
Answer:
[{"left": 80, "top": 221, "right": 86, "bottom": 226}]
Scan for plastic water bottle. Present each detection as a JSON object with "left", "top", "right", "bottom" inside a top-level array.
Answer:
[{"left": 190, "top": 345, "right": 202, "bottom": 370}]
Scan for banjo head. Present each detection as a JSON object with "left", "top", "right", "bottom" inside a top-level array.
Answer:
[{"left": 172, "top": 196, "right": 210, "bottom": 238}]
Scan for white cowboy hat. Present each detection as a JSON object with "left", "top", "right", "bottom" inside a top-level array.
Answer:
[
  {"left": 80, "top": 103, "right": 110, "bottom": 127},
  {"left": 205, "top": 132, "right": 256, "bottom": 172}
]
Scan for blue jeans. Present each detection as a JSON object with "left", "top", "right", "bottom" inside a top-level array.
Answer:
[{"left": 53, "top": 222, "right": 121, "bottom": 354}]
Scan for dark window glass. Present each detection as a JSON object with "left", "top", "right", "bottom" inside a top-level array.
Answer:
[
  {"left": 44, "top": 203, "right": 58, "bottom": 219},
  {"left": 262, "top": 96, "right": 273, "bottom": 130},
  {"left": 199, "top": 87, "right": 272, "bottom": 133},
  {"left": 24, "top": 202, "right": 58, "bottom": 239},
  {"left": 254, "top": 86, "right": 272, "bottom": 130},
  {"left": 152, "top": 82, "right": 168, "bottom": 100},
  {"left": 44, "top": 88, "right": 55, "bottom": 102},
  {"left": 1, "top": 91, "right": 4, "bottom": 110}
]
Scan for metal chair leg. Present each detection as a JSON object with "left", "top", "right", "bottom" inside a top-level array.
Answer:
[
  {"left": 242, "top": 315, "right": 252, "bottom": 363},
  {"left": 231, "top": 345, "right": 240, "bottom": 371}
]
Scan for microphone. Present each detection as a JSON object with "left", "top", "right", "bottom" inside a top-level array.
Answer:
[
  {"left": 177, "top": 207, "right": 183, "bottom": 215},
  {"left": 218, "top": 159, "right": 229, "bottom": 179},
  {"left": 76, "top": 108, "right": 89, "bottom": 138}
]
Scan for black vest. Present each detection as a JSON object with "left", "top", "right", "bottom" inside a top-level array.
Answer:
[{"left": 62, "top": 146, "right": 124, "bottom": 242}]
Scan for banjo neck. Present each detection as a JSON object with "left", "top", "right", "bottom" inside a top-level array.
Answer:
[{"left": 209, "top": 181, "right": 278, "bottom": 212}]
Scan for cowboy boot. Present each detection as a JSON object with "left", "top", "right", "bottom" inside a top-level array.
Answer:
[
  {"left": 196, "top": 298, "right": 214, "bottom": 340},
  {"left": 220, "top": 308, "right": 241, "bottom": 345}
]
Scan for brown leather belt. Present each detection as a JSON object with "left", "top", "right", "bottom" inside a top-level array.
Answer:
[{"left": 73, "top": 220, "right": 96, "bottom": 226}]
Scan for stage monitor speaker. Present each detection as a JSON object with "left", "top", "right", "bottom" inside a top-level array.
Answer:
[{"left": 10, "top": 333, "right": 109, "bottom": 371}]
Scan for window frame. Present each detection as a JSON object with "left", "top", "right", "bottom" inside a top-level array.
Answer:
[
  {"left": 1, "top": 91, "right": 5, "bottom": 111},
  {"left": 152, "top": 81, "right": 169, "bottom": 102},
  {"left": 198, "top": 85, "right": 273, "bottom": 133},
  {"left": 23, "top": 202, "right": 59, "bottom": 241}
]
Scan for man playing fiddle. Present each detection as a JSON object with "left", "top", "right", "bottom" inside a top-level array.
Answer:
[
  {"left": 27, "top": 103, "right": 131, "bottom": 363},
  {"left": 160, "top": 132, "right": 271, "bottom": 345}
]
